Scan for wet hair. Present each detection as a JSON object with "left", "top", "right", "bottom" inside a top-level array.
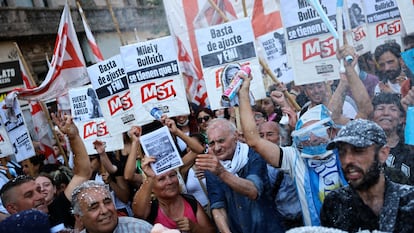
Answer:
[
  {"left": 0, "top": 175, "right": 34, "bottom": 206},
  {"left": 372, "top": 92, "right": 405, "bottom": 116},
  {"left": 71, "top": 180, "right": 111, "bottom": 216},
  {"left": 374, "top": 42, "right": 401, "bottom": 61}
]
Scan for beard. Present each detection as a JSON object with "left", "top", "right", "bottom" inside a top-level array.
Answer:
[
  {"left": 378, "top": 65, "right": 401, "bottom": 82},
  {"left": 346, "top": 154, "right": 382, "bottom": 191}
]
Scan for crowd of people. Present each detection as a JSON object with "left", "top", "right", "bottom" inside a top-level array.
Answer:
[{"left": 1, "top": 37, "right": 414, "bottom": 233}]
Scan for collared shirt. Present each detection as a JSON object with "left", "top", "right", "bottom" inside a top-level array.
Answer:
[
  {"left": 80, "top": 217, "right": 152, "bottom": 233},
  {"left": 321, "top": 179, "right": 414, "bottom": 233},
  {"left": 206, "top": 147, "right": 284, "bottom": 233}
]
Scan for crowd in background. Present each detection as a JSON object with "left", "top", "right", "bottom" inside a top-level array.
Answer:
[{"left": 1, "top": 37, "right": 414, "bottom": 233}]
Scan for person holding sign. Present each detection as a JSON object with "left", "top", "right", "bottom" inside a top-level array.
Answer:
[
  {"left": 132, "top": 157, "right": 215, "bottom": 233},
  {"left": 195, "top": 118, "right": 285, "bottom": 233}
]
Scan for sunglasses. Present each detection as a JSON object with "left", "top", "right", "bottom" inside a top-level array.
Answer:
[{"left": 197, "top": 115, "right": 211, "bottom": 123}]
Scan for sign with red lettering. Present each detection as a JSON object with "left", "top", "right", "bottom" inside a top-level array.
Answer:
[
  {"left": 69, "top": 85, "right": 123, "bottom": 155},
  {"left": 195, "top": 18, "right": 265, "bottom": 109},
  {"left": 367, "top": 19, "right": 402, "bottom": 53},
  {"left": 87, "top": 55, "right": 139, "bottom": 135},
  {"left": 120, "top": 36, "right": 189, "bottom": 121}
]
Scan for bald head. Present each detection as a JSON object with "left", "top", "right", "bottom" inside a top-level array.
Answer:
[{"left": 258, "top": 121, "right": 280, "bottom": 144}]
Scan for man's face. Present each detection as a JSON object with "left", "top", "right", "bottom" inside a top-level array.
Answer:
[
  {"left": 303, "top": 82, "right": 327, "bottom": 105},
  {"left": 208, "top": 124, "right": 237, "bottom": 161},
  {"left": 377, "top": 51, "right": 402, "bottom": 82},
  {"left": 372, "top": 103, "right": 402, "bottom": 134},
  {"left": 77, "top": 187, "right": 118, "bottom": 233},
  {"left": 6, "top": 180, "right": 48, "bottom": 214},
  {"left": 259, "top": 122, "right": 280, "bottom": 144},
  {"left": 338, "top": 144, "right": 382, "bottom": 190}
]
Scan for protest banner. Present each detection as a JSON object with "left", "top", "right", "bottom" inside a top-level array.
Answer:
[
  {"left": 69, "top": 85, "right": 124, "bottom": 155},
  {"left": 195, "top": 18, "right": 265, "bottom": 109},
  {"left": 256, "top": 28, "right": 294, "bottom": 84},
  {"left": 395, "top": 0, "right": 414, "bottom": 35},
  {"left": 120, "top": 36, "right": 190, "bottom": 121},
  {"left": 87, "top": 54, "right": 139, "bottom": 135},
  {"left": 0, "top": 119, "right": 14, "bottom": 158},
  {"left": 346, "top": 0, "right": 370, "bottom": 55},
  {"left": 363, "top": 0, "right": 402, "bottom": 51},
  {"left": 13, "top": 2, "right": 89, "bottom": 101},
  {"left": 0, "top": 96, "right": 35, "bottom": 162},
  {"left": 163, "top": 0, "right": 282, "bottom": 106},
  {"left": 140, "top": 126, "right": 183, "bottom": 175},
  {"left": 280, "top": 0, "right": 340, "bottom": 85}
]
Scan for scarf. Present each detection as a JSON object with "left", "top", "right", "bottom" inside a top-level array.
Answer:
[{"left": 220, "top": 142, "right": 249, "bottom": 175}]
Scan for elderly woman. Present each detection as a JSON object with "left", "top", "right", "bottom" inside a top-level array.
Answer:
[{"left": 132, "top": 156, "right": 214, "bottom": 233}]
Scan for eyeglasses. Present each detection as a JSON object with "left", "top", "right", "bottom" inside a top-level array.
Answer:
[{"left": 197, "top": 116, "right": 211, "bottom": 123}]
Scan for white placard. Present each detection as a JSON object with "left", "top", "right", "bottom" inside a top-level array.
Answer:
[
  {"left": 87, "top": 55, "right": 139, "bottom": 135},
  {"left": 140, "top": 126, "right": 183, "bottom": 175},
  {"left": 0, "top": 99, "right": 35, "bottom": 162},
  {"left": 363, "top": 0, "right": 400, "bottom": 24},
  {"left": 0, "top": 118, "right": 14, "bottom": 158},
  {"left": 120, "top": 36, "right": 190, "bottom": 121},
  {"left": 195, "top": 18, "right": 265, "bottom": 109}
]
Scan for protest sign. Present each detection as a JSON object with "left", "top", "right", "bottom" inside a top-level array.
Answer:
[
  {"left": 140, "top": 126, "right": 183, "bottom": 175},
  {"left": 346, "top": 0, "right": 370, "bottom": 55},
  {"left": 163, "top": 0, "right": 282, "bottom": 106},
  {"left": 363, "top": 0, "right": 400, "bottom": 24},
  {"left": 0, "top": 99, "right": 35, "bottom": 162},
  {"left": 87, "top": 55, "right": 139, "bottom": 135},
  {"left": 279, "top": 0, "right": 340, "bottom": 85},
  {"left": 0, "top": 118, "right": 14, "bottom": 158},
  {"left": 257, "top": 28, "right": 293, "bottom": 84},
  {"left": 395, "top": 0, "right": 414, "bottom": 35},
  {"left": 69, "top": 85, "right": 123, "bottom": 155},
  {"left": 120, "top": 36, "right": 189, "bottom": 121},
  {"left": 195, "top": 18, "right": 265, "bottom": 109}
]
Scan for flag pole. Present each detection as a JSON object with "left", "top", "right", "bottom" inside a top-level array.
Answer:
[
  {"left": 207, "top": 0, "right": 301, "bottom": 111},
  {"left": 14, "top": 42, "right": 69, "bottom": 166},
  {"left": 105, "top": 0, "right": 125, "bottom": 46}
]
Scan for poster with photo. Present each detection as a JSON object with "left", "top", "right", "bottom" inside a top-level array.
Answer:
[
  {"left": 257, "top": 28, "right": 294, "bottom": 84},
  {"left": 0, "top": 118, "right": 14, "bottom": 158},
  {"left": 120, "top": 36, "right": 190, "bottom": 123},
  {"left": 87, "top": 55, "right": 139, "bottom": 135},
  {"left": 0, "top": 99, "right": 35, "bottom": 162},
  {"left": 140, "top": 126, "right": 183, "bottom": 175},
  {"left": 69, "top": 85, "right": 124, "bottom": 155},
  {"left": 195, "top": 18, "right": 265, "bottom": 109}
]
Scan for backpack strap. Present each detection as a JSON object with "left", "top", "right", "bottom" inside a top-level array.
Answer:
[{"left": 271, "top": 170, "right": 285, "bottom": 199}]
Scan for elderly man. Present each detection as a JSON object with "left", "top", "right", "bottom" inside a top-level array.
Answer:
[
  {"left": 72, "top": 180, "right": 152, "bottom": 233},
  {"left": 320, "top": 119, "right": 414, "bottom": 232},
  {"left": 196, "top": 118, "right": 284, "bottom": 233}
]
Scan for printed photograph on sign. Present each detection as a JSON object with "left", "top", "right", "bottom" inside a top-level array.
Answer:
[
  {"left": 0, "top": 99, "right": 35, "bottom": 162},
  {"left": 258, "top": 28, "right": 294, "bottom": 83},
  {"left": 140, "top": 126, "right": 183, "bottom": 175},
  {"left": 87, "top": 55, "right": 138, "bottom": 135},
  {"left": 0, "top": 118, "right": 14, "bottom": 158},
  {"left": 120, "top": 36, "right": 190, "bottom": 122},
  {"left": 195, "top": 18, "right": 265, "bottom": 109},
  {"left": 69, "top": 85, "right": 103, "bottom": 122}
]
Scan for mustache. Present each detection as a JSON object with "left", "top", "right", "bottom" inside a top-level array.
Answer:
[{"left": 344, "top": 164, "right": 363, "bottom": 173}]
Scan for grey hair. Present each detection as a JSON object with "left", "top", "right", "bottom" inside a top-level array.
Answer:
[
  {"left": 207, "top": 118, "right": 237, "bottom": 137},
  {"left": 71, "top": 180, "right": 111, "bottom": 216}
]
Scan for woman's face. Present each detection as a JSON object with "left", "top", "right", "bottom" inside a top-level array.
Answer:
[
  {"left": 153, "top": 170, "right": 180, "bottom": 198},
  {"left": 197, "top": 111, "right": 212, "bottom": 132},
  {"left": 35, "top": 176, "right": 56, "bottom": 205},
  {"left": 261, "top": 97, "right": 275, "bottom": 115}
]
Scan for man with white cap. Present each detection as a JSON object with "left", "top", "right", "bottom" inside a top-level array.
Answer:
[
  {"left": 239, "top": 77, "right": 347, "bottom": 226},
  {"left": 320, "top": 119, "right": 414, "bottom": 232}
]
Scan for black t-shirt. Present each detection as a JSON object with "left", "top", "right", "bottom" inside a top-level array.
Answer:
[{"left": 48, "top": 192, "right": 74, "bottom": 228}]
